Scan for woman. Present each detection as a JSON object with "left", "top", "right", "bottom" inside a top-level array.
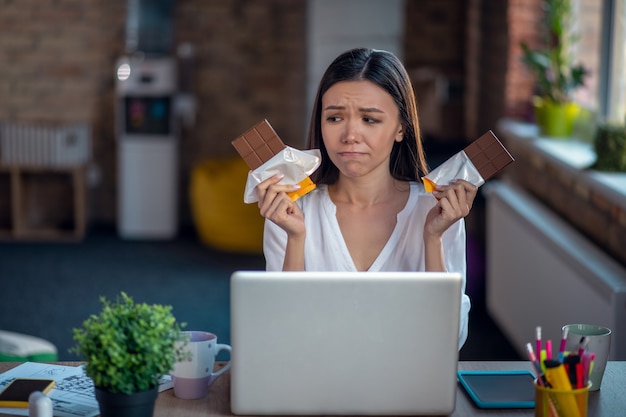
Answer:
[{"left": 256, "top": 48, "right": 476, "bottom": 349}]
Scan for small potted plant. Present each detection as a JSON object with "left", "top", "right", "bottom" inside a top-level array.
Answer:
[
  {"left": 71, "top": 292, "right": 187, "bottom": 417},
  {"left": 520, "top": 0, "right": 589, "bottom": 137},
  {"left": 593, "top": 121, "right": 626, "bottom": 172}
]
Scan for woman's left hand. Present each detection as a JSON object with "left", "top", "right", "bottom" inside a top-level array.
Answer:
[{"left": 424, "top": 179, "right": 478, "bottom": 238}]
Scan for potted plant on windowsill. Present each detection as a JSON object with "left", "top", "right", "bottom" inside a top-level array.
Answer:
[
  {"left": 593, "top": 121, "right": 626, "bottom": 172},
  {"left": 521, "top": 0, "right": 589, "bottom": 138},
  {"left": 70, "top": 292, "right": 187, "bottom": 417}
]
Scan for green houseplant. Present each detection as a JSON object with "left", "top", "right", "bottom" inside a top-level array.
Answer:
[
  {"left": 71, "top": 292, "right": 187, "bottom": 417},
  {"left": 593, "top": 122, "right": 626, "bottom": 171},
  {"left": 521, "top": 0, "right": 588, "bottom": 137}
]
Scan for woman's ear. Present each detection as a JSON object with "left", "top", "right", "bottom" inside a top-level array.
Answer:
[{"left": 395, "top": 126, "right": 404, "bottom": 142}]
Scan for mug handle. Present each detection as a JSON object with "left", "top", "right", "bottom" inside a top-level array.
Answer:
[{"left": 209, "top": 343, "right": 232, "bottom": 381}]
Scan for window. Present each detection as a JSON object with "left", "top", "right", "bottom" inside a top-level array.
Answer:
[
  {"left": 570, "top": 1, "right": 602, "bottom": 111},
  {"left": 607, "top": 0, "right": 626, "bottom": 122},
  {"left": 572, "top": 0, "right": 626, "bottom": 123}
]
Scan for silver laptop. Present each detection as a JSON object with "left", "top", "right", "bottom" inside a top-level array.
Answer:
[{"left": 230, "top": 271, "right": 462, "bottom": 415}]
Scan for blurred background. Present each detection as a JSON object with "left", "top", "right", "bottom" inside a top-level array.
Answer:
[
  {"left": 0, "top": 0, "right": 624, "bottom": 362},
  {"left": 0, "top": 0, "right": 546, "bottom": 234}
]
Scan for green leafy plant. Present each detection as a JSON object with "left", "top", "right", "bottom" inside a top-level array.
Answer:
[
  {"left": 71, "top": 292, "right": 187, "bottom": 394},
  {"left": 593, "top": 122, "right": 626, "bottom": 171},
  {"left": 520, "top": 0, "right": 588, "bottom": 103}
]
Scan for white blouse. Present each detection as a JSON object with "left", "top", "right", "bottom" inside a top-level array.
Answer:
[{"left": 263, "top": 182, "right": 471, "bottom": 349}]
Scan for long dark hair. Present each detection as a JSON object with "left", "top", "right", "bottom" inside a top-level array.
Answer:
[{"left": 307, "top": 48, "right": 428, "bottom": 184}]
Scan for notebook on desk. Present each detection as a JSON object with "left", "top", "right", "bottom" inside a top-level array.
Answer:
[{"left": 230, "top": 270, "right": 463, "bottom": 415}]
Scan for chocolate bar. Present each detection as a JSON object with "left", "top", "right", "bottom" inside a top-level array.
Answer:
[
  {"left": 463, "top": 130, "right": 514, "bottom": 180},
  {"left": 232, "top": 119, "right": 317, "bottom": 201},
  {"left": 231, "top": 119, "right": 286, "bottom": 170}
]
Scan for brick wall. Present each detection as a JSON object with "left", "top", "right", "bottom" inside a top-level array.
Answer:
[
  {"left": 468, "top": 0, "right": 542, "bottom": 139},
  {"left": 0, "top": 1, "right": 124, "bottom": 124},
  {"left": 404, "top": 0, "right": 467, "bottom": 142},
  {"left": 506, "top": 0, "right": 544, "bottom": 120},
  {"left": 404, "top": 0, "right": 466, "bottom": 70}
]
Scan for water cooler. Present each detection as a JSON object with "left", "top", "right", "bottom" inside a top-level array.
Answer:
[
  {"left": 116, "top": 56, "right": 179, "bottom": 239},
  {"left": 114, "top": 0, "right": 197, "bottom": 239}
]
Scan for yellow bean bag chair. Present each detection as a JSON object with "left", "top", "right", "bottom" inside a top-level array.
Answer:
[{"left": 190, "top": 157, "right": 264, "bottom": 254}]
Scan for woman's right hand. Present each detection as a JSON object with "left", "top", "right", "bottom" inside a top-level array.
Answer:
[{"left": 256, "top": 173, "right": 306, "bottom": 238}]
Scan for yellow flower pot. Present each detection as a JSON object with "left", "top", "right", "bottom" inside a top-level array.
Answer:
[{"left": 533, "top": 97, "right": 581, "bottom": 138}]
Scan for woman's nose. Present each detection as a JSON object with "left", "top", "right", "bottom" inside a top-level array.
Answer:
[{"left": 341, "top": 120, "right": 359, "bottom": 144}]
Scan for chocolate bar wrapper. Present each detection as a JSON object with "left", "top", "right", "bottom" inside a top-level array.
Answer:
[
  {"left": 422, "top": 130, "right": 513, "bottom": 192},
  {"left": 244, "top": 147, "right": 321, "bottom": 204},
  {"left": 422, "top": 151, "right": 484, "bottom": 192}
]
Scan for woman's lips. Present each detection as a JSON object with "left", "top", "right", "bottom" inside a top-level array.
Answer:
[{"left": 338, "top": 151, "right": 365, "bottom": 157}]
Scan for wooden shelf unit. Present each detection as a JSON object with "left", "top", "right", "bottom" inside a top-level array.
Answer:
[{"left": 0, "top": 165, "right": 86, "bottom": 241}]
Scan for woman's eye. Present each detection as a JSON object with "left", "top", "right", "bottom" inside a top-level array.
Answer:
[
  {"left": 363, "top": 116, "right": 379, "bottom": 124},
  {"left": 326, "top": 116, "right": 341, "bottom": 122}
]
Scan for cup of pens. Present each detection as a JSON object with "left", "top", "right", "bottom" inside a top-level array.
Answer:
[
  {"left": 534, "top": 378, "right": 590, "bottom": 417},
  {"left": 527, "top": 325, "right": 604, "bottom": 417}
]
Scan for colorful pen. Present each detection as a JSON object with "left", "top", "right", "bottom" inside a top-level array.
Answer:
[
  {"left": 558, "top": 326, "right": 568, "bottom": 362},
  {"left": 527, "top": 341, "right": 558, "bottom": 417},
  {"left": 563, "top": 354, "right": 580, "bottom": 387},
  {"left": 536, "top": 326, "right": 542, "bottom": 361},
  {"left": 576, "top": 363, "right": 584, "bottom": 389},
  {"left": 581, "top": 351, "right": 594, "bottom": 387},
  {"left": 526, "top": 342, "right": 549, "bottom": 387},
  {"left": 577, "top": 336, "right": 589, "bottom": 357},
  {"left": 545, "top": 339, "right": 553, "bottom": 361}
]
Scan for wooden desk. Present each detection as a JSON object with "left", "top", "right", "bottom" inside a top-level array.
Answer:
[{"left": 1, "top": 361, "right": 625, "bottom": 416}]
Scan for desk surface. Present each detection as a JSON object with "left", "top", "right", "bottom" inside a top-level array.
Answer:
[{"left": 1, "top": 361, "right": 624, "bottom": 416}]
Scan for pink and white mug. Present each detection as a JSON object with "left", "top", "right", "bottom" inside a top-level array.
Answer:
[{"left": 171, "top": 331, "right": 232, "bottom": 399}]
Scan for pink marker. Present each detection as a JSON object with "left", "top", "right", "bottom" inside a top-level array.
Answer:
[
  {"left": 536, "top": 326, "right": 542, "bottom": 359},
  {"left": 581, "top": 351, "right": 594, "bottom": 386},
  {"left": 545, "top": 339, "right": 553, "bottom": 361}
]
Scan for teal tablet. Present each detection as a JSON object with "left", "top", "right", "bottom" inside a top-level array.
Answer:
[{"left": 457, "top": 370, "right": 536, "bottom": 409}]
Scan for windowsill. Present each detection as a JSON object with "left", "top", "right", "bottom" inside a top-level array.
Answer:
[
  {"left": 496, "top": 117, "right": 626, "bottom": 268},
  {"left": 497, "top": 118, "right": 626, "bottom": 207}
]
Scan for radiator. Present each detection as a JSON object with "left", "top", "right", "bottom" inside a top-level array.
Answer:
[
  {"left": 484, "top": 181, "right": 626, "bottom": 360},
  {"left": 0, "top": 122, "right": 91, "bottom": 167}
]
